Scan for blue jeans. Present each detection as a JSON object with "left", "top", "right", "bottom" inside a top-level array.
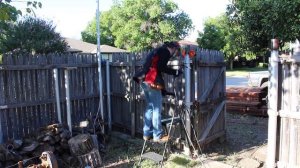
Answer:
[{"left": 141, "top": 82, "right": 163, "bottom": 140}]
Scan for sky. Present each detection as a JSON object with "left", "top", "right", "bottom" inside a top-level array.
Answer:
[{"left": 11, "top": 0, "right": 230, "bottom": 42}]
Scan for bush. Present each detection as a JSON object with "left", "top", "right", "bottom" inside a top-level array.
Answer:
[{"left": 0, "top": 17, "right": 67, "bottom": 54}]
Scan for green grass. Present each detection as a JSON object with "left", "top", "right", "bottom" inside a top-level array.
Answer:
[
  {"left": 226, "top": 67, "right": 268, "bottom": 77},
  {"left": 164, "top": 154, "right": 199, "bottom": 168}
]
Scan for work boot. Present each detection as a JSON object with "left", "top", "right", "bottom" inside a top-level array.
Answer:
[
  {"left": 153, "top": 135, "right": 169, "bottom": 143},
  {"left": 143, "top": 136, "right": 152, "bottom": 141}
]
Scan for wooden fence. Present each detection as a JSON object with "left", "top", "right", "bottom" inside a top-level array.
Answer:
[
  {"left": 0, "top": 48, "right": 226, "bottom": 146},
  {"left": 0, "top": 53, "right": 103, "bottom": 142},
  {"left": 272, "top": 55, "right": 300, "bottom": 168},
  {"left": 267, "top": 39, "right": 300, "bottom": 168}
]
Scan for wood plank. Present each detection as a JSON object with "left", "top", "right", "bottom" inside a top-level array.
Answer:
[
  {"left": 199, "top": 101, "right": 225, "bottom": 142},
  {"left": 0, "top": 70, "right": 5, "bottom": 104},
  {"left": 297, "top": 120, "right": 300, "bottom": 165},
  {"left": 0, "top": 64, "right": 98, "bottom": 70},
  {"left": 289, "top": 119, "right": 297, "bottom": 165},
  {"left": 0, "top": 93, "right": 100, "bottom": 109},
  {"left": 279, "top": 110, "right": 300, "bottom": 120},
  {"left": 0, "top": 110, "right": 4, "bottom": 143},
  {"left": 199, "top": 67, "right": 225, "bottom": 104}
]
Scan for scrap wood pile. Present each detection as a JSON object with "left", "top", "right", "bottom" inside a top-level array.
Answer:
[
  {"left": 226, "top": 87, "right": 268, "bottom": 117},
  {"left": 0, "top": 123, "right": 105, "bottom": 168}
]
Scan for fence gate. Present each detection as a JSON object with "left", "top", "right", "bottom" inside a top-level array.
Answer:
[{"left": 114, "top": 47, "right": 227, "bottom": 149}]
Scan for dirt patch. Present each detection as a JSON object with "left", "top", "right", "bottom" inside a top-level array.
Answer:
[
  {"left": 204, "top": 113, "right": 268, "bottom": 167},
  {"left": 100, "top": 113, "right": 268, "bottom": 167}
]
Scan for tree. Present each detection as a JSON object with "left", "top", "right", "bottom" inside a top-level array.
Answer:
[
  {"left": 0, "top": 0, "right": 42, "bottom": 22},
  {"left": 197, "top": 13, "right": 258, "bottom": 69},
  {"left": 0, "top": 17, "right": 67, "bottom": 54},
  {"left": 82, "top": 11, "right": 115, "bottom": 46},
  {"left": 0, "top": 0, "right": 42, "bottom": 48},
  {"left": 227, "top": 0, "right": 300, "bottom": 52},
  {"left": 81, "top": 0, "right": 193, "bottom": 51},
  {"left": 197, "top": 14, "right": 245, "bottom": 69},
  {"left": 197, "top": 16, "right": 226, "bottom": 50}
]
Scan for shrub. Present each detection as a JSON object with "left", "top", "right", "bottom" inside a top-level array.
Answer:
[{"left": 0, "top": 16, "right": 67, "bottom": 54}]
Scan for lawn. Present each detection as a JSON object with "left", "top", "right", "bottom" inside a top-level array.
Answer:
[{"left": 226, "top": 67, "right": 268, "bottom": 77}]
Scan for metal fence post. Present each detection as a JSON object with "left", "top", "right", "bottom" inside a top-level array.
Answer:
[
  {"left": 64, "top": 67, "right": 76, "bottom": 136},
  {"left": 267, "top": 38, "right": 279, "bottom": 168},
  {"left": 184, "top": 50, "right": 192, "bottom": 156},
  {"left": 106, "top": 60, "right": 112, "bottom": 132},
  {"left": 53, "top": 68, "right": 62, "bottom": 124}
]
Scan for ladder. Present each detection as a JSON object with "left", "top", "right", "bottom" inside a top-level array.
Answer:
[
  {"left": 137, "top": 112, "right": 181, "bottom": 168},
  {"left": 137, "top": 101, "right": 205, "bottom": 168}
]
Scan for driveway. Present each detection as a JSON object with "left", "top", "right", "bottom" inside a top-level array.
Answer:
[{"left": 226, "top": 76, "right": 248, "bottom": 87}]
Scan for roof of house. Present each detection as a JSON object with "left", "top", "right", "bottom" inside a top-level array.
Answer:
[
  {"left": 178, "top": 40, "right": 198, "bottom": 47},
  {"left": 64, "top": 38, "right": 128, "bottom": 53}
]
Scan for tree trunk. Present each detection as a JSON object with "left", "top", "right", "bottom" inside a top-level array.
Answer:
[
  {"left": 230, "top": 59, "right": 234, "bottom": 70},
  {"left": 68, "top": 134, "right": 102, "bottom": 168},
  {"left": 68, "top": 134, "right": 94, "bottom": 156}
]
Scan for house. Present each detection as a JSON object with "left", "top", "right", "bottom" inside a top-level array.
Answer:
[
  {"left": 178, "top": 40, "right": 198, "bottom": 47},
  {"left": 64, "top": 38, "right": 128, "bottom": 62}
]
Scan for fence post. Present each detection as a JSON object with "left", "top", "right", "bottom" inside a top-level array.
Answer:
[
  {"left": 65, "top": 68, "right": 76, "bottom": 136},
  {"left": 130, "top": 54, "right": 136, "bottom": 137},
  {"left": 0, "top": 69, "right": 4, "bottom": 143},
  {"left": 53, "top": 68, "right": 62, "bottom": 124},
  {"left": 184, "top": 50, "right": 192, "bottom": 156},
  {"left": 266, "top": 38, "right": 279, "bottom": 168},
  {"left": 106, "top": 60, "right": 112, "bottom": 132}
]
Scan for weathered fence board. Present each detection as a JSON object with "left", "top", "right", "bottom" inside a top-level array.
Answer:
[{"left": 276, "top": 59, "right": 300, "bottom": 167}]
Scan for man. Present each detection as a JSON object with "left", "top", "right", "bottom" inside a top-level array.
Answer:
[{"left": 133, "top": 41, "right": 182, "bottom": 143}]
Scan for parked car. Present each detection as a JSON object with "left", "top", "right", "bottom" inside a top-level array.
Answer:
[
  {"left": 248, "top": 71, "right": 269, "bottom": 88},
  {"left": 248, "top": 71, "right": 269, "bottom": 104}
]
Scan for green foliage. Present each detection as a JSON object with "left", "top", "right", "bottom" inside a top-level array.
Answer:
[
  {"left": 81, "top": 11, "right": 115, "bottom": 46},
  {"left": 0, "top": 0, "right": 42, "bottom": 22},
  {"left": 0, "top": 17, "right": 67, "bottom": 54},
  {"left": 0, "top": 1, "right": 20, "bottom": 21},
  {"left": 197, "top": 16, "right": 226, "bottom": 50},
  {"left": 242, "top": 51, "right": 256, "bottom": 60},
  {"left": 227, "top": 0, "right": 300, "bottom": 52},
  {"left": 258, "top": 62, "right": 268, "bottom": 68},
  {"left": 197, "top": 14, "right": 246, "bottom": 64},
  {"left": 81, "top": 0, "right": 193, "bottom": 51}
]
